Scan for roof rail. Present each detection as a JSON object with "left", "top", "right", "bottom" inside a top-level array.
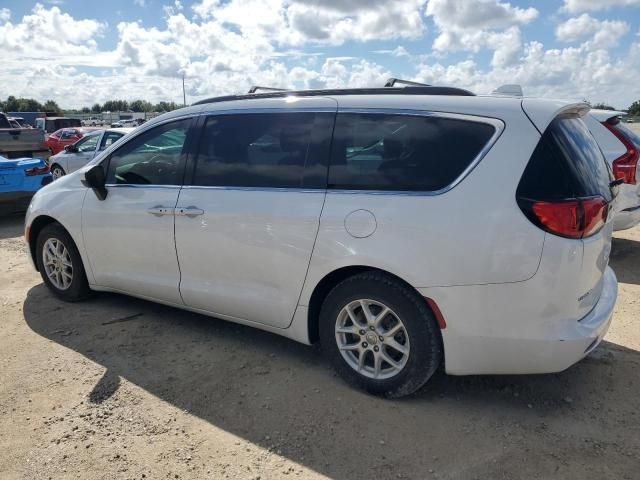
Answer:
[
  {"left": 384, "top": 78, "right": 430, "bottom": 88},
  {"left": 248, "top": 86, "right": 287, "bottom": 94},
  {"left": 193, "top": 86, "right": 475, "bottom": 106}
]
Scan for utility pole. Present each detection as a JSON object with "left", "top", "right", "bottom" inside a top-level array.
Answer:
[{"left": 182, "top": 73, "right": 186, "bottom": 107}]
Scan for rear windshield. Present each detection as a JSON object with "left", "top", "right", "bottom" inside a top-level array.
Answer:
[{"left": 517, "top": 115, "right": 613, "bottom": 202}]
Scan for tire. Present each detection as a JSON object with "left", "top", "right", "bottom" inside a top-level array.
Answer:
[
  {"left": 319, "top": 271, "right": 442, "bottom": 398},
  {"left": 51, "top": 164, "right": 66, "bottom": 180},
  {"left": 36, "top": 223, "right": 91, "bottom": 302}
]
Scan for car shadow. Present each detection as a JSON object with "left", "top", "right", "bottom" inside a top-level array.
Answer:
[
  {"left": 0, "top": 213, "right": 25, "bottom": 240},
  {"left": 610, "top": 236, "right": 640, "bottom": 285},
  {"left": 23, "top": 284, "right": 640, "bottom": 480}
]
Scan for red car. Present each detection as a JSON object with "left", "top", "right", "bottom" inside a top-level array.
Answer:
[{"left": 45, "top": 128, "right": 100, "bottom": 155}]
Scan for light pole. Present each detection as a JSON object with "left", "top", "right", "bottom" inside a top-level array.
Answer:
[{"left": 182, "top": 73, "right": 186, "bottom": 107}]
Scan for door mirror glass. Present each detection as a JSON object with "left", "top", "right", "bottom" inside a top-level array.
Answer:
[
  {"left": 82, "top": 164, "right": 108, "bottom": 200},
  {"left": 64, "top": 144, "right": 76, "bottom": 153}
]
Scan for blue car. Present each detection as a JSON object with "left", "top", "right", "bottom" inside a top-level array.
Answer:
[{"left": 0, "top": 156, "right": 52, "bottom": 214}]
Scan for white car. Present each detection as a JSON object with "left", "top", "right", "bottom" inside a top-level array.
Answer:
[
  {"left": 48, "top": 128, "right": 133, "bottom": 179},
  {"left": 585, "top": 110, "right": 640, "bottom": 231},
  {"left": 25, "top": 86, "right": 618, "bottom": 397}
]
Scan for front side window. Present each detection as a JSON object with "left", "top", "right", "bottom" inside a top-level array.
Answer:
[
  {"left": 100, "top": 131, "right": 124, "bottom": 151},
  {"left": 192, "top": 112, "right": 331, "bottom": 188},
  {"left": 328, "top": 113, "right": 497, "bottom": 192},
  {"left": 76, "top": 134, "right": 100, "bottom": 153},
  {"left": 105, "top": 118, "right": 191, "bottom": 185},
  {"left": 60, "top": 129, "right": 77, "bottom": 140}
]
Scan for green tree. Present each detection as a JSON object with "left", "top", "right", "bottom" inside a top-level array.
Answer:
[
  {"left": 42, "top": 100, "right": 62, "bottom": 113},
  {"left": 129, "top": 99, "right": 154, "bottom": 112},
  {"left": 81, "top": 107, "right": 90, "bottom": 113},
  {"left": 628, "top": 100, "right": 640, "bottom": 116},
  {"left": 91, "top": 103, "right": 102, "bottom": 113},
  {"left": 591, "top": 103, "right": 616, "bottom": 111},
  {"left": 154, "top": 101, "right": 180, "bottom": 112},
  {"left": 102, "top": 100, "right": 129, "bottom": 112}
]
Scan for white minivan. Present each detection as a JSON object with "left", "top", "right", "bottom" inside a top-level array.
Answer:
[{"left": 25, "top": 85, "right": 618, "bottom": 397}]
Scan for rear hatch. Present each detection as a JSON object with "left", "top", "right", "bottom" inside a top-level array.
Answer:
[{"left": 517, "top": 108, "right": 616, "bottom": 319}]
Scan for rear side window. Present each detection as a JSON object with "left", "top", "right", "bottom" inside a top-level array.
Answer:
[
  {"left": 328, "top": 113, "right": 496, "bottom": 191},
  {"left": 192, "top": 113, "right": 333, "bottom": 188},
  {"left": 517, "top": 115, "right": 613, "bottom": 201}
]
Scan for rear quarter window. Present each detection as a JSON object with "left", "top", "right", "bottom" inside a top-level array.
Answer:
[{"left": 328, "top": 113, "right": 497, "bottom": 192}]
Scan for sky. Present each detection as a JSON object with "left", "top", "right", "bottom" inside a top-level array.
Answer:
[{"left": 0, "top": 0, "right": 639, "bottom": 110}]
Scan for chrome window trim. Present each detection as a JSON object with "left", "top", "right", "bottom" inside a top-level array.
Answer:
[
  {"left": 180, "top": 185, "right": 324, "bottom": 193},
  {"left": 101, "top": 107, "right": 504, "bottom": 194},
  {"left": 327, "top": 108, "right": 505, "bottom": 197},
  {"left": 104, "top": 184, "right": 182, "bottom": 189},
  {"left": 200, "top": 107, "right": 337, "bottom": 116}
]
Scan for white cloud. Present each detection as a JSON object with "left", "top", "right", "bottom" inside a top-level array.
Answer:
[
  {"left": 425, "top": 0, "right": 538, "bottom": 68},
  {"left": 556, "top": 14, "right": 629, "bottom": 47},
  {"left": 133, "top": 0, "right": 147, "bottom": 7},
  {"left": 563, "top": 0, "right": 640, "bottom": 13},
  {"left": 0, "top": 2, "right": 639, "bottom": 111},
  {"left": 0, "top": 4, "right": 105, "bottom": 56}
]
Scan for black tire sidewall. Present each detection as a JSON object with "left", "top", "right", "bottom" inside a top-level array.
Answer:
[
  {"left": 36, "top": 223, "right": 90, "bottom": 302},
  {"left": 319, "top": 272, "right": 443, "bottom": 398}
]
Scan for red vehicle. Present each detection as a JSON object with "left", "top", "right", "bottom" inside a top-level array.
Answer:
[{"left": 45, "top": 128, "right": 100, "bottom": 155}]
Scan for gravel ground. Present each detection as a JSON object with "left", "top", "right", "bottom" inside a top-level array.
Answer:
[{"left": 0, "top": 213, "right": 639, "bottom": 480}]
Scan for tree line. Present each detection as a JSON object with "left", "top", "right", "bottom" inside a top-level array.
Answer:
[{"left": 0, "top": 96, "right": 182, "bottom": 114}]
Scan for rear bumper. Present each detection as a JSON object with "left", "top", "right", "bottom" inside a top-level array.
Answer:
[{"left": 424, "top": 267, "right": 617, "bottom": 376}]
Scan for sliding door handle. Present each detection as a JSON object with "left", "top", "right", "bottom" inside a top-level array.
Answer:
[
  {"left": 176, "top": 206, "right": 204, "bottom": 217},
  {"left": 147, "top": 206, "right": 174, "bottom": 216}
]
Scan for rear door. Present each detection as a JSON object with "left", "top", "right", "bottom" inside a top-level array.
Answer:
[{"left": 174, "top": 100, "right": 336, "bottom": 328}]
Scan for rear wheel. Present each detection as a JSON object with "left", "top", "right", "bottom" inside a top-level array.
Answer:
[
  {"left": 51, "top": 164, "right": 65, "bottom": 180},
  {"left": 319, "top": 271, "right": 442, "bottom": 397},
  {"left": 36, "top": 223, "right": 90, "bottom": 301}
]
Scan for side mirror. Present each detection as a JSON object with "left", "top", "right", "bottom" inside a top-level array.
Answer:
[
  {"left": 82, "top": 164, "right": 108, "bottom": 200},
  {"left": 64, "top": 144, "right": 77, "bottom": 153}
]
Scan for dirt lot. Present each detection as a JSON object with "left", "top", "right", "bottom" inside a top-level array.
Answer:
[{"left": 0, "top": 214, "right": 639, "bottom": 480}]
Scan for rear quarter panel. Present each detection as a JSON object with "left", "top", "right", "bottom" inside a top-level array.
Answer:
[{"left": 299, "top": 101, "right": 545, "bottom": 305}]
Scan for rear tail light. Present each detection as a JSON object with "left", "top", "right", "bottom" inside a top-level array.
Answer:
[
  {"left": 602, "top": 121, "right": 638, "bottom": 185},
  {"left": 25, "top": 165, "right": 50, "bottom": 176},
  {"left": 518, "top": 196, "right": 608, "bottom": 239}
]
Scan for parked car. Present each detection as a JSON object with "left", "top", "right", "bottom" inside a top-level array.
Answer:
[
  {"left": 0, "top": 155, "right": 51, "bottom": 214},
  {"left": 585, "top": 110, "right": 640, "bottom": 231},
  {"left": 0, "top": 112, "right": 48, "bottom": 159},
  {"left": 48, "top": 128, "right": 133, "bottom": 179},
  {"left": 25, "top": 86, "right": 618, "bottom": 397},
  {"left": 36, "top": 117, "right": 82, "bottom": 134},
  {"left": 111, "top": 119, "right": 139, "bottom": 128},
  {"left": 82, "top": 117, "right": 102, "bottom": 127},
  {"left": 45, "top": 127, "right": 101, "bottom": 155}
]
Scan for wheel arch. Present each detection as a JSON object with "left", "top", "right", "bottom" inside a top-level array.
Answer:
[
  {"left": 50, "top": 162, "right": 66, "bottom": 176},
  {"left": 28, "top": 216, "right": 67, "bottom": 271},
  {"left": 306, "top": 265, "right": 434, "bottom": 344}
]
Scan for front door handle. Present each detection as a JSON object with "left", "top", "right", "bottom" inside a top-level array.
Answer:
[
  {"left": 175, "top": 206, "right": 205, "bottom": 217},
  {"left": 147, "top": 206, "right": 174, "bottom": 216}
]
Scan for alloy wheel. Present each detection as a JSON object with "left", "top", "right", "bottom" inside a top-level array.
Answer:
[
  {"left": 335, "top": 299, "right": 410, "bottom": 379},
  {"left": 42, "top": 238, "right": 73, "bottom": 290}
]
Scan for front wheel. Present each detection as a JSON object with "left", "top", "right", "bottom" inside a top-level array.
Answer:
[
  {"left": 36, "top": 223, "right": 90, "bottom": 301},
  {"left": 51, "top": 164, "right": 65, "bottom": 180},
  {"left": 319, "top": 271, "right": 442, "bottom": 398}
]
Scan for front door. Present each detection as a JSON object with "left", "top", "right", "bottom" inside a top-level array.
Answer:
[
  {"left": 82, "top": 117, "right": 195, "bottom": 304},
  {"left": 175, "top": 102, "right": 335, "bottom": 327}
]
